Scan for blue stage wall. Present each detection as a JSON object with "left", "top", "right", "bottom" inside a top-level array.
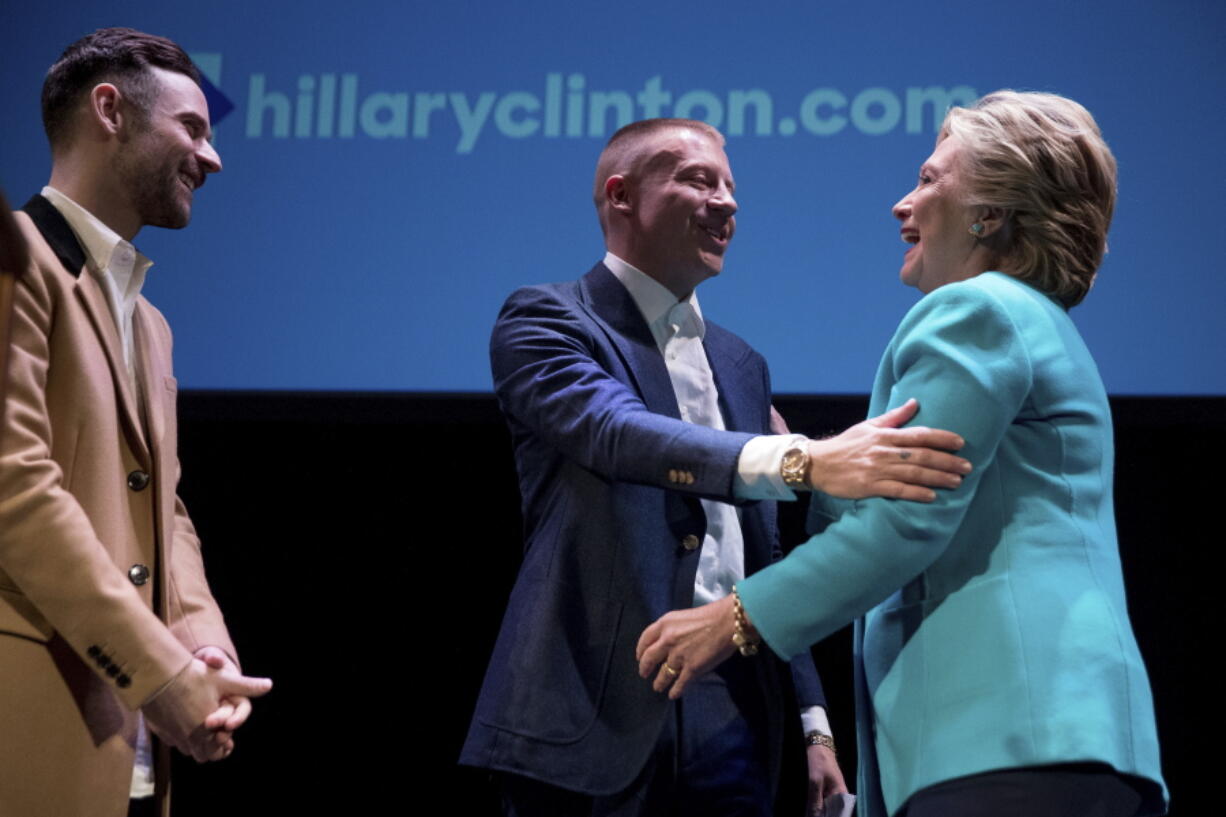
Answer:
[{"left": 2, "top": 1, "right": 1222, "bottom": 393}]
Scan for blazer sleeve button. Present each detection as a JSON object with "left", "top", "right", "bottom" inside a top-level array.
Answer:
[
  {"left": 117, "top": 674, "right": 132, "bottom": 689},
  {"left": 681, "top": 534, "right": 700, "bottom": 551},
  {"left": 127, "top": 564, "right": 150, "bottom": 586},
  {"left": 127, "top": 470, "right": 150, "bottom": 491}
]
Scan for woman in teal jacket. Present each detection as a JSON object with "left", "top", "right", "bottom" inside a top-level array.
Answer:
[{"left": 637, "top": 91, "right": 1167, "bottom": 817}]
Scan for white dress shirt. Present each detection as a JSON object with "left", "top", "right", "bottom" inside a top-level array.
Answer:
[{"left": 604, "top": 252, "right": 830, "bottom": 737}]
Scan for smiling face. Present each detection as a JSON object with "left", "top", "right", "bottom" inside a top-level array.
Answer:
[
  {"left": 892, "top": 134, "right": 983, "bottom": 293},
  {"left": 113, "top": 66, "right": 221, "bottom": 231},
  {"left": 621, "top": 127, "right": 737, "bottom": 297}
]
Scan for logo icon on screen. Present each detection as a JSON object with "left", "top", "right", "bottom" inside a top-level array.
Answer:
[{"left": 189, "top": 52, "right": 235, "bottom": 130}]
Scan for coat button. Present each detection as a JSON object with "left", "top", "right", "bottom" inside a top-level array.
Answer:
[
  {"left": 105, "top": 664, "right": 120, "bottom": 678},
  {"left": 117, "top": 674, "right": 132, "bottom": 689},
  {"left": 127, "top": 470, "right": 150, "bottom": 491},
  {"left": 128, "top": 564, "right": 150, "bottom": 586},
  {"left": 681, "top": 534, "right": 700, "bottom": 551}
]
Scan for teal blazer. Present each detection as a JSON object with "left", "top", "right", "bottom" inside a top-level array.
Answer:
[{"left": 738, "top": 272, "right": 1166, "bottom": 816}]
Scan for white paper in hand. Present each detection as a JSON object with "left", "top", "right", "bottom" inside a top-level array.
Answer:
[{"left": 818, "top": 792, "right": 856, "bottom": 817}]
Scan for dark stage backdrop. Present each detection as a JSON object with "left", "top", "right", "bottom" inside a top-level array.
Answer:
[{"left": 164, "top": 391, "right": 1215, "bottom": 816}]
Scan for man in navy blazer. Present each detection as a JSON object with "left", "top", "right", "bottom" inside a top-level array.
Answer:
[{"left": 460, "top": 119, "right": 970, "bottom": 816}]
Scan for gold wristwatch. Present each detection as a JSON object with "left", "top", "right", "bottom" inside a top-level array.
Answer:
[{"left": 781, "top": 444, "right": 810, "bottom": 490}]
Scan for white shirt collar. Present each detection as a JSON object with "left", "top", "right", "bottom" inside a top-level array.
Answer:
[
  {"left": 41, "top": 186, "right": 151, "bottom": 384},
  {"left": 41, "top": 186, "right": 153, "bottom": 285},
  {"left": 603, "top": 251, "right": 706, "bottom": 348}
]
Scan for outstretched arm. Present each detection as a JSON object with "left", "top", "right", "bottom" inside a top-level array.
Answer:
[
  {"left": 637, "top": 283, "right": 1033, "bottom": 681},
  {"left": 805, "top": 398, "right": 969, "bottom": 502},
  {"left": 492, "top": 284, "right": 752, "bottom": 499},
  {"left": 496, "top": 285, "right": 970, "bottom": 504}
]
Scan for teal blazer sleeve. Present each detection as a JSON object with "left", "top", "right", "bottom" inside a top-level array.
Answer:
[
  {"left": 737, "top": 272, "right": 1166, "bottom": 816},
  {"left": 738, "top": 273, "right": 1035, "bottom": 655}
]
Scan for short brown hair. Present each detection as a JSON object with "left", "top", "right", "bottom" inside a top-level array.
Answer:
[
  {"left": 942, "top": 91, "right": 1117, "bottom": 307},
  {"left": 42, "top": 27, "right": 200, "bottom": 150},
  {"left": 592, "top": 118, "right": 724, "bottom": 234}
]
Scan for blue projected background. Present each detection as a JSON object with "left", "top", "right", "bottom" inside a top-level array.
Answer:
[{"left": 2, "top": 1, "right": 1222, "bottom": 393}]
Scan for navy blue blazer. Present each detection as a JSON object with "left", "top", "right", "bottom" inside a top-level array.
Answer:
[{"left": 461, "top": 263, "right": 824, "bottom": 796}]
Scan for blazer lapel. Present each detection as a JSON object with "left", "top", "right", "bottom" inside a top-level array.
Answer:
[
  {"left": 22, "top": 194, "right": 151, "bottom": 465},
  {"left": 578, "top": 263, "right": 681, "bottom": 419},
  {"left": 132, "top": 307, "right": 167, "bottom": 458},
  {"left": 21, "top": 195, "right": 85, "bottom": 277},
  {"left": 704, "top": 322, "right": 775, "bottom": 573},
  {"left": 703, "top": 324, "right": 760, "bottom": 434}
]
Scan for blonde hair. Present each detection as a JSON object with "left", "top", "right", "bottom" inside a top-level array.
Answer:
[{"left": 942, "top": 91, "right": 1117, "bottom": 307}]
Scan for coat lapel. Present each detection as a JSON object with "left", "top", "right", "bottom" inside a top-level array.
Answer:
[
  {"left": 21, "top": 195, "right": 85, "bottom": 277},
  {"left": 703, "top": 323, "right": 760, "bottom": 434},
  {"left": 132, "top": 307, "right": 167, "bottom": 458},
  {"left": 578, "top": 263, "right": 681, "bottom": 419},
  {"left": 704, "top": 322, "right": 774, "bottom": 574},
  {"left": 22, "top": 194, "right": 151, "bottom": 465}
]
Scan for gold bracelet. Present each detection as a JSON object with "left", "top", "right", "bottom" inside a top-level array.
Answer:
[
  {"left": 731, "top": 585, "right": 761, "bottom": 657},
  {"left": 804, "top": 731, "right": 836, "bottom": 754}
]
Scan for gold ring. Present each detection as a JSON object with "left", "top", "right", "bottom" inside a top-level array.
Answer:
[{"left": 664, "top": 663, "right": 679, "bottom": 677}]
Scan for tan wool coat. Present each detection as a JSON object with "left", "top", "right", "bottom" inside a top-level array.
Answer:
[{"left": 0, "top": 197, "right": 236, "bottom": 817}]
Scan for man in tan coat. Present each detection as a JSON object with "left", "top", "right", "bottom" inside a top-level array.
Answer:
[{"left": 0, "top": 28, "right": 271, "bottom": 817}]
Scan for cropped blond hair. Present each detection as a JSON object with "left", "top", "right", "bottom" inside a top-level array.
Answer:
[
  {"left": 942, "top": 91, "right": 1117, "bottom": 307},
  {"left": 593, "top": 119, "right": 724, "bottom": 236}
]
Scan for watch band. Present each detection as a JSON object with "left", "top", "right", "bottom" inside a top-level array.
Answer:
[{"left": 805, "top": 731, "right": 836, "bottom": 754}]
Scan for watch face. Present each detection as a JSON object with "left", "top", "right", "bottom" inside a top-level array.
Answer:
[{"left": 782, "top": 447, "right": 808, "bottom": 485}]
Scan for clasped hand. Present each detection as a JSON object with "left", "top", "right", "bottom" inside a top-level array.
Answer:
[{"left": 142, "top": 646, "right": 272, "bottom": 762}]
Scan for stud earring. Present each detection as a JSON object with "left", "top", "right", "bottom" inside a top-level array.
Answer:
[{"left": 969, "top": 222, "right": 985, "bottom": 237}]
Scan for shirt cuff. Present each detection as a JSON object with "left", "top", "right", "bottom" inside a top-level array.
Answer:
[
  {"left": 801, "top": 705, "right": 832, "bottom": 738},
  {"left": 734, "top": 434, "right": 807, "bottom": 500}
]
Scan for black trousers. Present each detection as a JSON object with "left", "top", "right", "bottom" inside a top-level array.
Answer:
[
  {"left": 128, "top": 797, "right": 157, "bottom": 817},
  {"left": 899, "top": 763, "right": 1148, "bottom": 817},
  {"left": 500, "top": 659, "right": 773, "bottom": 817}
]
